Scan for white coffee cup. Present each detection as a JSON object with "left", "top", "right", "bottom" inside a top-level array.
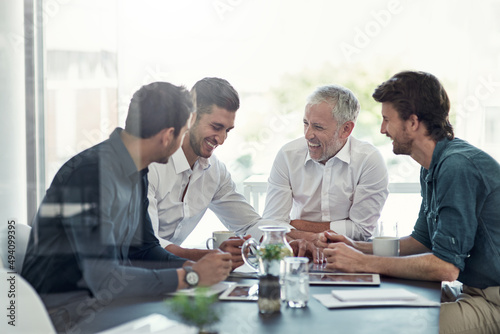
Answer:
[
  {"left": 206, "top": 231, "right": 236, "bottom": 249},
  {"left": 373, "top": 236, "right": 400, "bottom": 257}
]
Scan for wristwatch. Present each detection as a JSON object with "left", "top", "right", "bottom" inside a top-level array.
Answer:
[{"left": 183, "top": 266, "right": 199, "bottom": 288}]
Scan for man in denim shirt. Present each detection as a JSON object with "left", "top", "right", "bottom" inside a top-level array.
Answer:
[{"left": 320, "top": 71, "right": 500, "bottom": 334}]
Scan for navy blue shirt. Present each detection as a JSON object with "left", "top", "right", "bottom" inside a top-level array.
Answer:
[
  {"left": 411, "top": 138, "right": 500, "bottom": 289},
  {"left": 22, "top": 128, "right": 187, "bottom": 299}
]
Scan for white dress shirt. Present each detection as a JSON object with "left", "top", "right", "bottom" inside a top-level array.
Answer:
[
  {"left": 262, "top": 136, "right": 389, "bottom": 241},
  {"left": 147, "top": 148, "right": 268, "bottom": 248}
]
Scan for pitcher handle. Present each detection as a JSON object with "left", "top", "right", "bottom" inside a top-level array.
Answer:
[{"left": 241, "top": 238, "right": 259, "bottom": 271}]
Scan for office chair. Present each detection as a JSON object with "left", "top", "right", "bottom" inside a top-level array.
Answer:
[{"left": 0, "top": 267, "right": 56, "bottom": 333}]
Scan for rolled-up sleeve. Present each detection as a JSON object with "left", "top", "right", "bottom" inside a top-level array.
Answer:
[
  {"left": 421, "top": 156, "right": 480, "bottom": 270},
  {"left": 208, "top": 161, "right": 263, "bottom": 237},
  {"left": 342, "top": 149, "right": 389, "bottom": 240},
  {"left": 262, "top": 149, "right": 294, "bottom": 225}
]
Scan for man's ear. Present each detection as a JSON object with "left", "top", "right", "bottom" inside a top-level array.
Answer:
[
  {"left": 340, "top": 121, "right": 355, "bottom": 139},
  {"left": 160, "top": 127, "right": 176, "bottom": 147},
  {"left": 408, "top": 114, "right": 420, "bottom": 131},
  {"left": 189, "top": 112, "right": 197, "bottom": 128}
]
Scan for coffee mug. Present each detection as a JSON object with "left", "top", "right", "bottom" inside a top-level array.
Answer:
[
  {"left": 373, "top": 236, "right": 400, "bottom": 257},
  {"left": 206, "top": 231, "right": 236, "bottom": 249}
]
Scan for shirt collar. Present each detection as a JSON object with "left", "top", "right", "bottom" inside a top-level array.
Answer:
[
  {"left": 428, "top": 138, "right": 451, "bottom": 174},
  {"left": 171, "top": 148, "right": 211, "bottom": 174},
  {"left": 108, "top": 128, "right": 142, "bottom": 178},
  {"left": 304, "top": 136, "right": 352, "bottom": 166}
]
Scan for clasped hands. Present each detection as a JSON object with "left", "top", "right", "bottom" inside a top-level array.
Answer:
[
  {"left": 208, "top": 231, "right": 365, "bottom": 272},
  {"left": 287, "top": 229, "right": 348, "bottom": 264},
  {"left": 290, "top": 230, "right": 365, "bottom": 271}
]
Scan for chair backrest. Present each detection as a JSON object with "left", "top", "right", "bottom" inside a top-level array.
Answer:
[
  {"left": 0, "top": 222, "right": 31, "bottom": 272},
  {"left": 0, "top": 267, "right": 56, "bottom": 333},
  {"left": 14, "top": 223, "right": 31, "bottom": 273},
  {"left": 0, "top": 221, "right": 8, "bottom": 269}
]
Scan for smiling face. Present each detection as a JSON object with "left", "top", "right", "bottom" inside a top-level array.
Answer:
[
  {"left": 188, "top": 105, "right": 235, "bottom": 159},
  {"left": 380, "top": 102, "right": 413, "bottom": 155},
  {"left": 303, "top": 102, "right": 346, "bottom": 164}
]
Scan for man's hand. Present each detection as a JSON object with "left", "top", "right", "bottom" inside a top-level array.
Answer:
[
  {"left": 192, "top": 250, "right": 232, "bottom": 286},
  {"left": 218, "top": 235, "right": 251, "bottom": 270},
  {"left": 323, "top": 242, "right": 368, "bottom": 272},
  {"left": 317, "top": 230, "right": 356, "bottom": 248},
  {"left": 289, "top": 239, "right": 325, "bottom": 264}
]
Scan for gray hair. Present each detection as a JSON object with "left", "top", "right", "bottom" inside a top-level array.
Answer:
[{"left": 306, "top": 85, "right": 360, "bottom": 124}]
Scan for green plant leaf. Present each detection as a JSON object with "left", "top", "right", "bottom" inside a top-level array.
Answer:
[
  {"left": 257, "top": 244, "right": 291, "bottom": 261},
  {"left": 166, "top": 287, "right": 220, "bottom": 329}
]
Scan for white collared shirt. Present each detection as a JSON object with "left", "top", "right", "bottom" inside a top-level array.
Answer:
[
  {"left": 147, "top": 148, "right": 265, "bottom": 248},
  {"left": 262, "top": 136, "right": 389, "bottom": 240}
]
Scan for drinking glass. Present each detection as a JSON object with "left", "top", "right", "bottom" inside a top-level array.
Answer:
[{"left": 283, "top": 257, "right": 309, "bottom": 308}]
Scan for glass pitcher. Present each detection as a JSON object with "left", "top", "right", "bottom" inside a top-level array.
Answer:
[
  {"left": 241, "top": 225, "right": 293, "bottom": 276},
  {"left": 242, "top": 225, "right": 293, "bottom": 314}
]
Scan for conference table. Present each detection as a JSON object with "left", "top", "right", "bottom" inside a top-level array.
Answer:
[{"left": 75, "top": 274, "right": 442, "bottom": 334}]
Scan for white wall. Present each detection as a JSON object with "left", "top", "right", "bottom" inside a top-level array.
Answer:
[{"left": 0, "top": 0, "right": 27, "bottom": 225}]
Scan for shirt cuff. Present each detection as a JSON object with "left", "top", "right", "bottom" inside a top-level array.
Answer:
[{"left": 158, "top": 237, "right": 173, "bottom": 249}]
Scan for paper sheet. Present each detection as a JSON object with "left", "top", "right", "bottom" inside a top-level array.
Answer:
[
  {"left": 313, "top": 290, "right": 440, "bottom": 309},
  {"left": 97, "top": 313, "right": 197, "bottom": 334},
  {"left": 169, "top": 281, "right": 236, "bottom": 297},
  {"left": 229, "top": 263, "right": 259, "bottom": 278},
  {"left": 331, "top": 288, "right": 419, "bottom": 302}
]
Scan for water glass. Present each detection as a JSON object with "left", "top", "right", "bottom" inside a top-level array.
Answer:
[{"left": 283, "top": 257, "right": 309, "bottom": 308}]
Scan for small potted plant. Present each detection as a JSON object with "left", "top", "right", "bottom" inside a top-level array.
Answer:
[
  {"left": 256, "top": 243, "right": 292, "bottom": 314},
  {"left": 166, "top": 287, "right": 221, "bottom": 334}
]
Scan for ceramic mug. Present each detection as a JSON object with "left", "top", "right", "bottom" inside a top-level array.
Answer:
[
  {"left": 373, "top": 236, "right": 400, "bottom": 257},
  {"left": 206, "top": 231, "right": 236, "bottom": 249}
]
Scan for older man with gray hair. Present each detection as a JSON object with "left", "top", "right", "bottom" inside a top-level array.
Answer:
[{"left": 263, "top": 84, "right": 389, "bottom": 257}]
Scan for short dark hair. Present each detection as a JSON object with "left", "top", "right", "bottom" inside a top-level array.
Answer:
[
  {"left": 125, "top": 82, "right": 193, "bottom": 138},
  {"left": 191, "top": 77, "right": 239, "bottom": 119},
  {"left": 372, "top": 71, "right": 454, "bottom": 141}
]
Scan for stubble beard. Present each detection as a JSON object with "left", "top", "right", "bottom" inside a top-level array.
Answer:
[
  {"left": 311, "top": 128, "right": 344, "bottom": 164},
  {"left": 189, "top": 123, "right": 213, "bottom": 159},
  {"left": 391, "top": 127, "right": 412, "bottom": 156}
]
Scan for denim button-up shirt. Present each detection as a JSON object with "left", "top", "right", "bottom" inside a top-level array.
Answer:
[{"left": 411, "top": 138, "right": 500, "bottom": 289}]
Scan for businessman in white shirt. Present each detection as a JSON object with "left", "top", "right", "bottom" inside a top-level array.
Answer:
[
  {"left": 148, "top": 77, "right": 286, "bottom": 269},
  {"left": 263, "top": 84, "right": 389, "bottom": 248}
]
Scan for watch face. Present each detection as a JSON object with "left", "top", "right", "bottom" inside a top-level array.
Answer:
[{"left": 186, "top": 272, "right": 199, "bottom": 286}]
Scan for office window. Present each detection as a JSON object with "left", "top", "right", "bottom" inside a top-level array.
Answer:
[
  {"left": 43, "top": 0, "right": 118, "bottom": 185},
  {"left": 39, "top": 0, "right": 500, "bottom": 245},
  {"left": 484, "top": 106, "right": 500, "bottom": 161}
]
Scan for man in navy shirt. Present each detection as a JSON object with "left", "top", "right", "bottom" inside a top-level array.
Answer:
[
  {"left": 320, "top": 71, "right": 500, "bottom": 333},
  {"left": 22, "top": 82, "right": 232, "bottom": 332}
]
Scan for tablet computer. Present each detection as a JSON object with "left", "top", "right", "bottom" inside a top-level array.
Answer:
[
  {"left": 218, "top": 283, "right": 259, "bottom": 301},
  {"left": 309, "top": 273, "right": 380, "bottom": 286}
]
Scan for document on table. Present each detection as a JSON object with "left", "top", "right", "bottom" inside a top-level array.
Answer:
[
  {"left": 332, "top": 288, "right": 418, "bottom": 301},
  {"left": 168, "top": 281, "right": 236, "bottom": 297},
  {"left": 97, "top": 313, "right": 197, "bottom": 334},
  {"left": 229, "top": 262, "right": 258, "bottom": 278},
  {"left": 313, "top": 288, "right": 440, "bottom": 309}
]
